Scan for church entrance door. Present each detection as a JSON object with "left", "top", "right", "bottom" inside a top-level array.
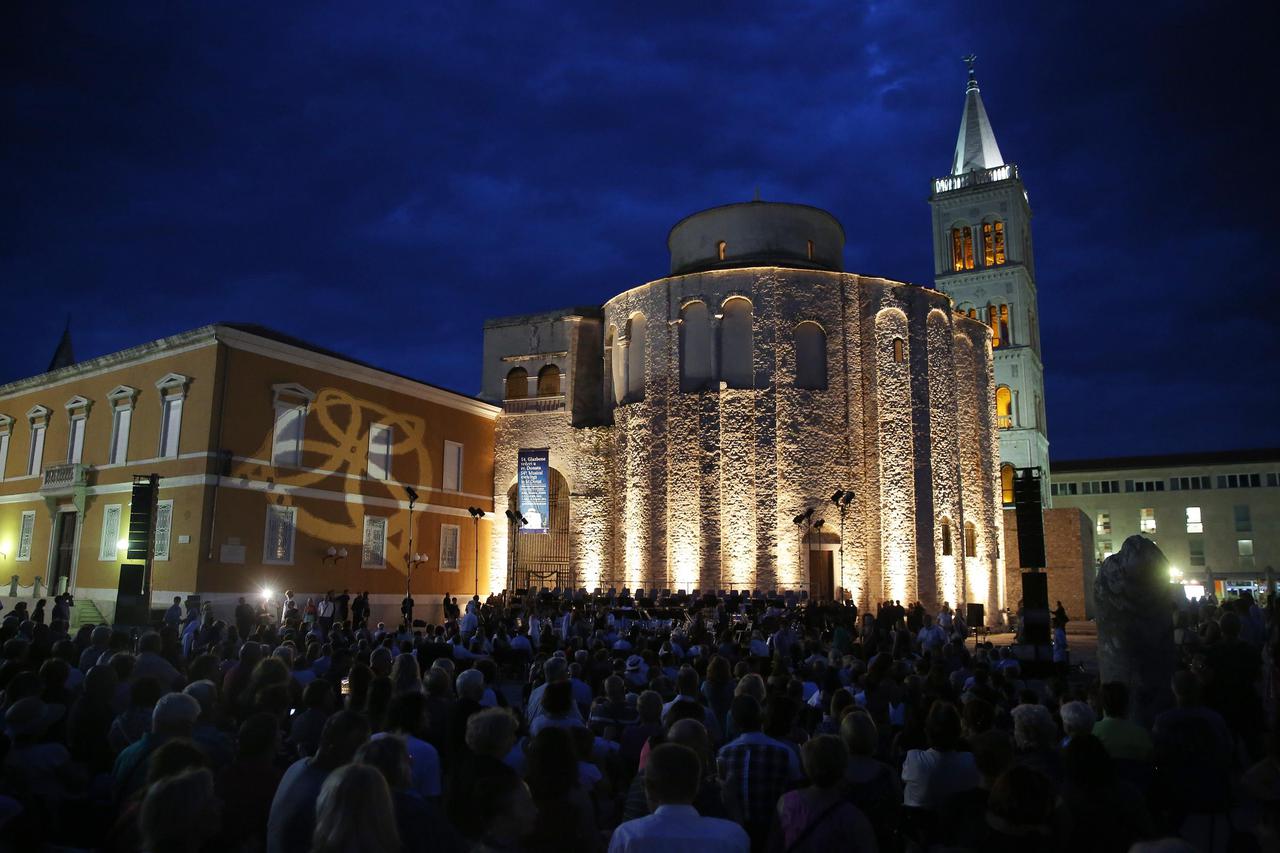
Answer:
[{"left": 809, "top": 550, "right": 834, "bottom": 601}]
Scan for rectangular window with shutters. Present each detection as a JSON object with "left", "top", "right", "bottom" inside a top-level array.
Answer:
[
  {"left": 1234, "top": 505, "right": 1251, "bottom": 532},
  {"left": 28, "top": 424, "right": 46, "bottom": 475},
  {"left": 99, "top": 504, "right": 123, "bottom": 561},
  {"left": 1096, "top": 512, "right": 1111, "bottom": 535},
  {"left": 439, "top": 523, "right": 460, "bottom": 571},
  {"left": 17, "top": 510, "right": 35, "bottom": 561},
  {"left": 367, "top": 424, "right": 392, "bottom": 481},
  {"left": 443, "top": 441, "right": 463, "bottom": 492},
  {"left": 1140, "top": 508, "right": 1156, "bottom": 533},
  {"left": 272, "top": 405, "right": 305, "bottom": 468},
  {"left": 109, "top": 408, "right": 131, "bottom": 465},
  {"left": 0, "top": 433, "right": 9, "bottom": 481},
  {"left": 1238, "top": 539, "right": 1254, "bottom": 569},
  {"left": 361, "top": 516, "right": 387, "bottom": 568},
  {"left": 1185, "top": 507, "right": 1203, "bottom": 534},
  {"left": 67, "top": 416, "right": 86, "bottom": 464},
  {"left": 159, "top": 398, "right": 182, "bottom": 459},
  {"left": 1189, "top": 536, "right": 1205, "bottom": 567},
  {"left": 153, "top": 500, "right": 173, "bottom": 561},
  {"left": 263, "top": 505, "right": 297, "bottom": 565}
]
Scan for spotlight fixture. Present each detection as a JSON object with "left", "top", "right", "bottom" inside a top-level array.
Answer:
[
  {"left": 468, "top": 506, "right": 485, "bottom": 519},
  {"left": 813, "top": 518, "right": 825, "bottom": 530},
  {"left": 792, "top": 513, "right": 806, "bottom": 525},
  {"left": 405, "top": 486, "right": 419, "bottom": 504}
]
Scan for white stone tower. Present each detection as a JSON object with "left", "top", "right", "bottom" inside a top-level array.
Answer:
[{"left": 930, "top": 56, "right": 1050, "bottom": 506}]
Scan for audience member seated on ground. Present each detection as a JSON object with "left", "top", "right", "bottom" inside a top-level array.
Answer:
[
  {"left": 356, "top": 734, "right": 466, "bottom": 853},
  {"left": 139, "top": 767, "right": 222, "bottom": 853},
  {"left": 1011, "top": 702, "right": 1064, "bottom": 785},
  {"left": 900, "top": 700, "right": 979, "bottom": 811},
  {"left": 936, "top": 728, "right": 1015, "bottom": 850},
  {"left": 1092, "top": 681, "right": 1153, "bottom": 764},
  {"left": 1151, "top": 669, "right": 1234, "bottom": 840},
  {"left": 717, "top": 694, "right": 798, "bottom": 848},
  {"left": 312, "top": 762, "right": 400, "bottom": 853},
  {"left": 266, "top": 709, "right": 370, "bottom": 853},
  {"left": 623, "top": 718, "right": 724, "bottom": 821},
  {"left": 112, "top": 692, "right": 202, "bottom": 803},
  {"left": 448, "top": 706, "right": 522, "bottom": 838},
  {"left": 840, "top": 707, "right": 900, "bottom": 849},
  {"left": 374, "top": 691, "right": 442, "bottom": 799},
  {"left": 770, "top": 734, "right": 877, "bottom": 853},
  {"left": 1059, "top": 732, "right": 1154, "bottom": 853},
  {"left": 215, "top": 712, "right": 284, "bottom": 853},
  {"left": 608, "top": 742, "right": 749, "bottom": 853},
  {"left": 524, "top": 725, "right": 600, "bottom": 853}
]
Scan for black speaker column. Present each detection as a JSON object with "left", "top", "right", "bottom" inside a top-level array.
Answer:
[{"left": 1013, "top": 467, "right": 1046, "bottom": 569}]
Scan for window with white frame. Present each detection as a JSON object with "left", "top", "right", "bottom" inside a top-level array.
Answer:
[
  {"left": 263, "top": 505, "right": 297, "bottom": 564},
  {"left": 106, "top": 386, "right": 138, "bottom": 466},
  {"left": 154, "top": 374, "right": 189, "bottom": 459},
  {"left": 28, "top": 423, "right": 46, "bottom": 476},
  {"left": 1238, "top": 539, "right": 1254, "bottom": 569},
  {"left": 443, "top": 441, "right": 463, "bottom": 492},
  {"left": 272, "top": 405, "right": 306, "bottom": 467},
  {"left": 439, "top": 523, "right": 460, "bottom": 571},
  {"left": 368, "top": 424, "right": 392, "bottom": 480},
  {"left": 67, "top": 415, "right": 86, "bottom": 464},
  {"left": 153, "top": 500, "right": 173, "bottom": 561},
  {"left": 17, "top": 510, "right": 35, "bottom": 561},
  {"left": 362, "top": 516, "right": 387, "bottom": 568},
  {"left": 1185, "top": 507, "right": 1203, "bottom": 534},
  {"left": 0, "top": 426, "right": 10, "bottom": 482},
  {"left": 1096, "top": 512, "right": 1111, "bottom": 535},
  {"left": 99, "top": 504, "right": 123, "bottom": 561},
  {"left": 1139, "top": 507, "right": 1157, "bottom": 533},
  {"left": 159, "top": 397, "right": 183, "bottom": 458}
]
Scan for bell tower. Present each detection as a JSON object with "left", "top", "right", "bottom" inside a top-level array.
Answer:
[{"left": 930, "top": 56, "right": 1050, "bottom": 505}]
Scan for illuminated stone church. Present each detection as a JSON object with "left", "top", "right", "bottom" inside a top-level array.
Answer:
[{"left": 482, "top": 66, "right": 1041, "bottom": 618}]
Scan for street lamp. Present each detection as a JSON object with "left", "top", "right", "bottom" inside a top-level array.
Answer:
[
  {"left": 468, "top": 506, "right": 485, "bottom": 598},
  {"left": 830, "top": 488, "right": 855, "bottom": 602},
  {"left": 322, "top": 546, "right": 348, "bottom": 565}
]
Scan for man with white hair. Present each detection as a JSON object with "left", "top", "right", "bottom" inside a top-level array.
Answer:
[
  {"left": 1059, "top": 700, "right": 1096, "bottom": 746},
  {"left": 526, "top": 656, "right": 582, "bottom": 726},
  {"left": 112, "top": 692, "right": 202, "bottom": 801},
  {"left": 183, "top": 679, "right": 233, "bottom": 768},
  {"left": 79, "top": 625, "right": 112, "bottom": 672}
]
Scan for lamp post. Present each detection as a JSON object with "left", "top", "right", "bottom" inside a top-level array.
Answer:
[
  {"left": 830, "top": 489, "right": 855, "bottom": 603},
  {"left": 468, "top": 506, "right": 485, "bottom": 599},
  {"left": 505, "top": 508, "right": 527, "bottom": 593},
  {"left": 404, "top": 486, "right": 419, "bottom": 606}
]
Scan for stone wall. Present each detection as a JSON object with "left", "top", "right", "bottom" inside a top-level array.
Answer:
[{"left": 1002, "top": 507, "right": 1094, "bottom": 621}]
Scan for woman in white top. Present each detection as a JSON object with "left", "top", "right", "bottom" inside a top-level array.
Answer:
[{"left": 900, "top": 700, "right": 979, "bottom": 810}]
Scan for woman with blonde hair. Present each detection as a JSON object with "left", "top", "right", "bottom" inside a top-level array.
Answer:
[
  {"left": 725, "top": 673, "right": 767, "bottom": 740},
  {"left": 389, "top": 652, "right": 424, "bottom": 696},
  {"left": 312, "top": 763, "right": 400, "bottom": 853}
]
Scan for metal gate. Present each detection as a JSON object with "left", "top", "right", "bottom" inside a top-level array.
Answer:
[{"left": 508, "top": 468, "right": 572, "bottom": 590}]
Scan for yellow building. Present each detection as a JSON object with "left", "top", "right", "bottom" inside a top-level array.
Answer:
[{"left": 0, "top": 324, "right": 497, "bottom": 624}]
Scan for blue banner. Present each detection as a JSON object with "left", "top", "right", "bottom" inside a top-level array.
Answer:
[{"left": 517, "top": 448, "right": 550, "bottom": 533}]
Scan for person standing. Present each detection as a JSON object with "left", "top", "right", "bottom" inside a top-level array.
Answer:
[
  {"left": 163, "top": 596, "right": 183, "bottom": 629},
  {"left": 351, "top": 591, "right": 369, "bottom": 629},
  {"left": 234, "top": 596, "right": 257, "bottom": 640},
  {"left": 401, "top": 594, "right": 414, "bottom": 628},
  {"left": 316, "top": 592, "right": 335, "bottom": 636},
  {"left": 335, "top": 589, "right": 351, "bottom": 624}
]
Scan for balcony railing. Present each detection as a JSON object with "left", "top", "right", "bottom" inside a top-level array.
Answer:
[
  {"left": 40, "top": 462, "right": 91, "bottom": 493},
  {"left": 932, "top": 163, "right": 1022, "bottom": 195},
  {"left": 996, "top": 415, "right": 1013, "bottom": 429},
  {"left": 503, "top": 395, "right": 566, "bottom": 415}
]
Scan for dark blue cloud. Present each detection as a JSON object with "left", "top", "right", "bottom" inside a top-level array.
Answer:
[{"left": 2, "top": 1, "right": 1273, "bottom": 459}]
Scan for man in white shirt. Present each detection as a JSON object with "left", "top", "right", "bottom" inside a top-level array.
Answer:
[
  {"left": 460, "top": 601, "right": 479, "bottom": 637},
  {"left": 526, "top": 655, "right": 581, "bottom": 726},
  {"left": 608, "top": 742, "right": 748, "bottom": 853}
]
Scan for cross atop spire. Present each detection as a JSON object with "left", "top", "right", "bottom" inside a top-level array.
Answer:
[{"left": 950, "top": 54, "right": 1004, "bottom": 176}]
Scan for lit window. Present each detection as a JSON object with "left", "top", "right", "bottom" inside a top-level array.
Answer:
[
  {"left": 367, "top": 424, "right": 392, "bottom": 480},
  {"left": 1097, "top": 512, "right": 1111, "bottom": 535},
  {"left": 963, "top": 521, "right": 977, "bottom": 557},
  {"left": 995, "top": 386, "right": 1013, "bottom": 429},
  {"left": 982, "top": 222, "right": 994, "bottom": 266},
  {"left": 1140, "top": 508, "right": 1156, "bottom": 533},
  {"left": 806, "top": 239, "right": 815, "bottom": 260},
  {"left": 1238, "top": 539, "right": 1254, "bottom": 569},
  {"left": 717, "top": 240, "right": 727, "bottom": 261},
  {"left": 998, "top": 304, "right": 1010, "bottom": 344},
  {"left": 951, "top": 227, "right": 975, "bottom": 271},
  {"left": 940, "top": 518, "right": 953, "bottom": 555},
  {"left": 1233, "top": 505, "right": 1251, "bottom": 532},
  {"left": 1001, "top": 465, "right": 1015, "bottom": 505},
  {"left": 993, "top": 221, "right": 1006, "bottom": 264},
  {"left": 443, "top": 440, "right": 463, "bottom": 492},
  {"left": 892, "top": 338, "right": 905, "bottom": 363},
  {"left": 1185, "top": 507, "right": 1203, "bottom": 534}
]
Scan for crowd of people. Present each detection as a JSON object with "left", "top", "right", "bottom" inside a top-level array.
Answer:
[{"left": 0, "top": 584, "right": 1276, "bottom": 852}]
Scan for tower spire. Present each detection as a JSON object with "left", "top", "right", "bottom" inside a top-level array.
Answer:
[
  {"left": 47, "top": 315, "right": 75, "bottom": 372},
  {"left": 951, "top": 54, "right": 1004, "bottom": 176}
]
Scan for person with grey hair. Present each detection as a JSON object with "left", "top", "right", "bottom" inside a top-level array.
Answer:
[
  {"left": 1059, "top": 700, "right": 1096, "bottom": 745},
  {"left": 448, "top": 707, "right": 524, "bottom": 839},
  {"left": 79, "top": 624, "right": 113, "bottom": 673},
  {"left": 1011, "top": 702, "right": 1064, "bottom": 784},
  {"left": 527, "top": 655, "right": 580, "bottom": 725},
  {"left": 183, "top": 679, "right": 232, "bottom": 768},
  {"left": 112, "top": 691, "right": 203, "bottom": 802},
  {"left": 447, "top": 668, "right": 488, "bottom": 759}
]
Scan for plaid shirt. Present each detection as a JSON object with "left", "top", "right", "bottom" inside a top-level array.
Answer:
[{"left": 717, "top": 734, "right": 796, "bottom": 827}]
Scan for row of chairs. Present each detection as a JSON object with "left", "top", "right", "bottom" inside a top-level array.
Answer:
[{"left": 510, "top": 587, "right": 811, "bottom": 603}]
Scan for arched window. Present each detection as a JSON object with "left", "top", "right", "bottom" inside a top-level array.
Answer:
[
  {"left": 963, "top": 521, "right": 977, "bottom": 557},
  {"left": 504, "top": 367, "right": 528, "bottom": 401},
  {"left": 986, "top": 304, "right": 1010, "bottom": 347},
  {"left": 982, "top": 221, "right": 1008, "bottom": 266},
  {"left": 995, "top": 385, "right": 1013, "bottom": 429},
  {"left": 625, "top": 314, "right": 646, "bottom": 402},
  {"left": 605, "top": 326, "right": 621, "bottom": 405},
  {"left": 717, "top": 240, "right": 727, "bottom": 261},
  {"left": 679, "top": 301, "right": 713, "bottom": 392},
  {"left": 1001, "top": 464, "right": 1016, "bottom": 506},
  {"left": 536, "top": 365, "right": 560, "bottom": 397},
  {"left": 720, "top": 297, "right": 753, "bottom": 389},
  {"left": 940, "top": 517, "right": 953, "bottom": 556},
  {"left": 892, "top": 337, "right": 905, "bottom": 364},
  {"left": 993, "top": 220, "right": 1006, "bottom": 264},
  {"left": 966, "top": 307, "right": 977, "bottom": 320},
  {"left": 793, "top": 322, "right": 827, "bottom": 390},
  {"left": 950, "top": 226, "right": 974, "bottom": 271}
]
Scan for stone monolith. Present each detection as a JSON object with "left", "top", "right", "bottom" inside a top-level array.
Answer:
[{"left": 1092, "top": 535, "right": 1177, "bottom": 726}]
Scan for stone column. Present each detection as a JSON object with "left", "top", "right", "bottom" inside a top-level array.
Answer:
[{"left": 1093, "top": 535, "right": 1177, "bottom": 727}]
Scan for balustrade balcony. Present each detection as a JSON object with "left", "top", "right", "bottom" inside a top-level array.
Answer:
[
  {"left": 40, "top": 462, "right": 91, "bottom": 494},
  {"left": 502, "top": 395, "right": 566, "bottom": 415}
]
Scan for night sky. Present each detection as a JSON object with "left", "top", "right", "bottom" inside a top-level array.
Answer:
[{"left": 3, "top": 2, "right": 1274, "bottom": 460}]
